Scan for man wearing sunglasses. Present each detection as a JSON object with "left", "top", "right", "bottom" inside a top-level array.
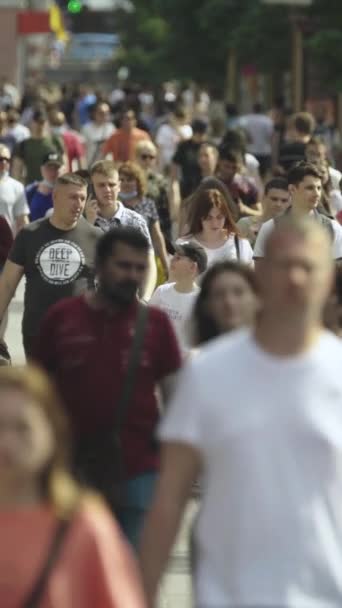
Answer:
[{"left": 0, "top": 144, "right": 29, "bottom": 235}]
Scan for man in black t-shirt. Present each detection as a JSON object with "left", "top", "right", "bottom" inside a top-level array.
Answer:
[
  {"left": 0, "top": 173, "right": 101, "bottom": 357},
  {"left": 171, "top": 119, "right": 208, "bottom": 198},
  {"left": 278, "top": 112, "right": 315, "bottom": 173}
]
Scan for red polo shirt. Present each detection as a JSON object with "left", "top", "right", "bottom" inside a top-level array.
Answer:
[{"left": 35, "top": 296, "right": 181, "bottom": 478}]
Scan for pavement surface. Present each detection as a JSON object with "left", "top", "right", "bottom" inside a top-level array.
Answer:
[{"left": 6, "top": 280, "right": 195, "bottom": 607}]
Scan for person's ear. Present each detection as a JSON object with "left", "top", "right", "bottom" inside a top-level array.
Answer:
[{"left": 288, "top": 184, "right": 296, "bottom": 197}]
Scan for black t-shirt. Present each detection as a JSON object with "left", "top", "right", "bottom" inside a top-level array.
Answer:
[
  {"left": 9, "top": 216, "right": 101, "bottom": 338},
  {"left": 173, "top": 139, "right": 202, "bottom": 198},
  {"left": 278, "top": 141, "right": 306, "bottom": 173}
]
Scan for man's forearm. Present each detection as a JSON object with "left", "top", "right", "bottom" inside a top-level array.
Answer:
[{"left": 139, "top": 494, "right": 185, "bottom": 607}]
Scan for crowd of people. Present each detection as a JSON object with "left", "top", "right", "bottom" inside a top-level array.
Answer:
[{"left": 1, "top": 79, "right": 342, "bottom": 607}]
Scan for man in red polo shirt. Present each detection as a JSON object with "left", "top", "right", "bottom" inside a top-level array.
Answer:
[{"left": 35, "top": 226, "right": 181, "bottom": 548}]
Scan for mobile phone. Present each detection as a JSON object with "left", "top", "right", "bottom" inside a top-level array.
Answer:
[{"left": 88, "top": 183, "right": 97, "bottom": 201}]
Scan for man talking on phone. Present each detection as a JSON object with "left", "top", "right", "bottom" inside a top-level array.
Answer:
[{"left": 85, "top": 160, "right": 157, "bottom": 299}]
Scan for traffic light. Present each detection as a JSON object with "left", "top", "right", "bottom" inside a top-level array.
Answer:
[
  {"left": 53, "top": 1, "right": 84, "bottom": 13},
  {"left": 67, "top": 1, "right": 83, "bottom": 13}
]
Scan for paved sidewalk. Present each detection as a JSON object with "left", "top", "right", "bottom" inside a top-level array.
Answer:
[{"left": 158, "top": 501, "right": 198, "bottom": 607}]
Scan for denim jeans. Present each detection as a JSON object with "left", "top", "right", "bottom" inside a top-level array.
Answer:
[{"left": 116, "top": 472, "right": 157, "bottom": 549}]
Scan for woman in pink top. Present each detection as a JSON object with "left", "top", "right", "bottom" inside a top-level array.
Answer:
[{"left": 0, "top": 365, "right": 146, "bottom": 608}]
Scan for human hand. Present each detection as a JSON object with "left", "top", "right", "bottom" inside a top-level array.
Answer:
[{"left": 85, "top": 198, "right": 99, "bottom": 224}]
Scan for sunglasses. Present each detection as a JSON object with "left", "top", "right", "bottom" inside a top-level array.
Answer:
[
  {"left": 0, "top": 156, "right": 10, "bottom": 162},
  {"left": 140, "top": 154, "right": 156, "bottom": 160}
]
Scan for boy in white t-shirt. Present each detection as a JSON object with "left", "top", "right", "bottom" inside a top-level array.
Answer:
[{"left": 149, "top": 241, "right": 207, "bottom": 354}]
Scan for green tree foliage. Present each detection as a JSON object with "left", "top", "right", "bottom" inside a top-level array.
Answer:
[
  {"left": 115, "top": 0, "right": 342, "bottom": 94},
  {"left": 307, "top": 0, "right": 342, "bottom": 91},
  {"left": 116, "top": 0, "right": 291, "bottom": 90}
]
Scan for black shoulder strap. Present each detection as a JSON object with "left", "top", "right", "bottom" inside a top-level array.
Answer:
[
  {"left": 115, "top": 303, "right": 149, "bottom": 430},
  {"left": 234, "top": 234, "right": 241, "bottom": 260},
  {"left": 23, "top": 518, "right": 71, "bottom": 608}
]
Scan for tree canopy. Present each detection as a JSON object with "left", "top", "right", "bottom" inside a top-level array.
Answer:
[{"left": 114, "top": 0, "right": 342, "bottom": 94}]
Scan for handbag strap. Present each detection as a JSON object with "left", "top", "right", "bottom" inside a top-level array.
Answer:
[
  {"left": 23, "top": 518, "right": 71, "bottom": 608},
  {"left": 234, "top": 234, "right": 241, "bottom": 260},
  {"left": 115, "top": 303, "right": 149, "bottom": 431}
]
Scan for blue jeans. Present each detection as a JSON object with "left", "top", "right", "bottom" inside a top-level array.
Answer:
[{"left": 117, "top": 472, "right": 157, "bottom": 549}]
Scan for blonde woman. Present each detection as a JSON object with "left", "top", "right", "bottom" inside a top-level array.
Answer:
[{"left": 0, "top": 365, "right": 146, "bottom": 608}]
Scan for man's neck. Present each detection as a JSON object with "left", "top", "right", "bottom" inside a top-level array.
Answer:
[
  {"left": 99, "top": 200, "right": 119, "bottom": 219},
  {"left": 49, "top": 214, "right": 78, "bottom": 231},
  {"left": 261, "top": 208, "right": 274, "bottom": 222},
  {"left": 174, "top": 278, "right": 198, "bottom": 293},
  {"left": 290, "top": 202, "right": 312, "bottom": 217},
  {"left": 254, "top": 311, "right": 322, "bottom": 357}
]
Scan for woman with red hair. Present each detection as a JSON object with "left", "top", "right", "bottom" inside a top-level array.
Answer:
[{"left": 177, "top": 188, "right": 253, "bottom": 267}]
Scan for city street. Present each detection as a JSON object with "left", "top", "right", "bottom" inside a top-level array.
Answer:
[{"left": 6, "top": 280, "right": 195, "bottom": 608}]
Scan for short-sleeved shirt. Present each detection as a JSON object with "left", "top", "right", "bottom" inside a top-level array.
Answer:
[
  {"left": 13, "top": 136, "right": 64, "bottom": 184},
  {"left": 253, "top": 211, "right": 342, "bottom": 260},
  {"left": 0, "top": 499, "right": 146, "bottom": 608},
  {"left": 177, "top": 235, "right": 254, "bottom": 267},
  {"left": 25, "top": 184, "right": 53, "bottom": 221},
  {"left": 62, "top": 130, "right": 85, "bottom": 171},
  {"left": 0, "top": 175, "right": 29, "bottom": 232},
  {"left": 94, "top": 201, "right": 152, "bottom": 247},
  {"left": 9, "top": 216, "right": 101, "bottom": 339},
  {"left": 278, "top": 141, "right": 306, "bottom": 173},
  {"left": 35, "top": 297, "right": 182, "bottom": 478},
  {"left": 125, "top": 196, "right": 159, "bottom": 232},
  {"left": 146, "top": 171, "right": 172, "bottom": 242},
  {"left": 218, "top": 173, "right": 259, "bottom": 208},
  {"left": 159, "top": 329, "right": 342, "bottom": 606},
  {"left": 102, "top": 128, "right": 151, "bottom": 162}
]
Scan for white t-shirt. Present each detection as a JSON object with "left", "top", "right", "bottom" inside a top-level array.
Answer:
[
  {"left": 177, "top": 235, "right": 254, "bottom": 267},
  {"left": 238, "top": 113, "right": 274, "bottom": 156},
  {"left": 0, "top": 175, "right": 29, "bottom": 232},
  {"left": 155, "top": 123, "right": 192, "bottom": 168},
  {"left": 81, "top": 122, "right": 115, "bottom": 164},
  {"left": 329, "top": 190, "right": 342, "bottom": 216},
  {"left": 149, "top": 283, "right": 198, "bottom": 354},
  {"left": 329, "top": 167, "right": 342, "bottom": 191},
  {"left": 159, "top": 328, "right": 342, "bottom": 607},
  {"left": 254, "top": 213, "right": 342, "bottom": 259}
]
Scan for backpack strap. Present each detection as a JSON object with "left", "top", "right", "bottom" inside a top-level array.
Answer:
[
  {"left": 234, "top": 234, "right": 241, "bottom": 260},
  {"left": 115, "top": 303, "right": 149, "bottom": 431},
  {"left": 23, "top": 518, "right": 71, "bottom": 608}
]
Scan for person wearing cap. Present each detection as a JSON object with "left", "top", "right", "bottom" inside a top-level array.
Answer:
[
  {"left": 26, "top": 152, "right": 64, "bottom": 221},
  {"left": 0, "top": 144, "right": 29, "bottom": 235},
  {"left": 12, "top": 109, "right": 65, "bottom": 184},
  {"left": 149, "top": 241, "right": 207, "bottom": 356}
]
